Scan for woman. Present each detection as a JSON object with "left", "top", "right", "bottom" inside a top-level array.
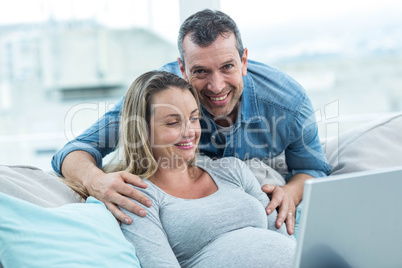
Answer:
[{"left": 101, "top": 70, "right": 296, "bottom": 268}]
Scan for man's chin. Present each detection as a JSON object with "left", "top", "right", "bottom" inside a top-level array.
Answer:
[
  {"left": 205, "top": 107, "right": 236, "bottom": 124},
  {"left": 204, "top": 107, "right": 228, "bottom": 118}
]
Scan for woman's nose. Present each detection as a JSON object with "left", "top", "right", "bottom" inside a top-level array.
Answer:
[{"left": 182, "top": 121, "right": 196, "bottom": 138}]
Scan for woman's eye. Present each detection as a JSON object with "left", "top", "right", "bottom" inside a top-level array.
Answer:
[
  {"left": 167, "top": 121, "right": 179, "bottom": 126},
  {"left": 191, "top": 117, "right": 200, "bottom": 122}
]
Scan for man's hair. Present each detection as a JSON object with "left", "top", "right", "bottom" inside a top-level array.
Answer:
[{"left": 178, "top": 9, "right": 244, "bottom": 68}]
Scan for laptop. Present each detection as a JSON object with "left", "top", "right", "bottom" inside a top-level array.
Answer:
[{"left": 294, "top": 166, "right": 402, "bottom": 268}]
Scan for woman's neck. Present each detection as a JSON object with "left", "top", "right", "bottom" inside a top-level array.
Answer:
[
  {"left": 150, "top": 153, "right": 197, "bottom": 180},
  {"left": 149, "top": 164, "right": 197, "bottom": 186},
  {"left": 149, "top": 162, "right": 218, "bottom": 199}
]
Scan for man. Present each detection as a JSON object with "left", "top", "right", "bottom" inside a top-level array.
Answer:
[{"left": 52, "top": 9, "right": 330, "bottom": 235}]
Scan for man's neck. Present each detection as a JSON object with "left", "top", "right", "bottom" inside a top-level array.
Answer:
[{"left": 212, "top": 103, "right": 240, "bottom": 127}]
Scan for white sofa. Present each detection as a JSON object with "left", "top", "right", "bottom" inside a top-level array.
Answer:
[{"left": 1, "top": 113, "right": 401, "bottom": 267}]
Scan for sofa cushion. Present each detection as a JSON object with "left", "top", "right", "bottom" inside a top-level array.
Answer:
[
  {"left": 0, "top": 193, "right": 140, "bottom": 268},
  {"left": 323, "top": 113, "right": 402, "bottom": 175}
]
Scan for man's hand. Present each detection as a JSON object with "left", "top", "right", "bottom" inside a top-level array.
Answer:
[
  {"left": 262, "top": 184, "right": 296, "bottom": 235},
  {"left": 61, "top": 151, "right": 152, "bottom": 225},
  {"left": 85, "top": 169, "right": 152, "bottom": 225},
  {"left": 261, "top": 173, "right": 313, "bottom": 235}
]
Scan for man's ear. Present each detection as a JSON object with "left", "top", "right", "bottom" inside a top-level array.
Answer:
[
  {"left": 241, "top": 48, "right": 248, "bottom": 77},
  {"left": 177, "top": 58, "right": 188, "bottom": 81}
]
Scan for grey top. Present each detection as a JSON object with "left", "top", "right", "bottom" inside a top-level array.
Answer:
[{"left": 121, "top": 156, "right": 296, "bottom": 268}]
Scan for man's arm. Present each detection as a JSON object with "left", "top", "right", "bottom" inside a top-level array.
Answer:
[
  {"left": 262, "top": 95, "right": 331, "bottom": 235},
  {"left": 53, "top": 97, "right": 152, "bottom": 223},
  {"left": 52, "top": 97, "right": 124, "bottom": 175},
  {"left": 61, "top": 150, "right": 152, "bottom": 224}
]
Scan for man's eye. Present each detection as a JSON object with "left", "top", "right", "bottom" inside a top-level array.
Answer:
[
  {"left": 191, "top": 117, "right": 200, "bottom": 122},
  {"left": 194, "top": 69, "right": 205, "bottom": 74},
  {"left": 167, "top": 122, "right": 179, "bottom": 126},
  {"left": 223, "top": 64, "right": 234, "bottom": 70}
]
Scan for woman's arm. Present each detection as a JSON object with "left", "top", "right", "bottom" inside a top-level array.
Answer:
[{"left": 120, "top": 188, "right": 181, "bottom": 268}]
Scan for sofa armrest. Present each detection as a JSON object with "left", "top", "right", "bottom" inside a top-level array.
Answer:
[{"left": 0, "top": 165, "right": 83, "bottom": 207}]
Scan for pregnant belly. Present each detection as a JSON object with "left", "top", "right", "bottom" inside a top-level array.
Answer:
[{"left": 183, "top": 227, "right": 296, "bottom": 268}]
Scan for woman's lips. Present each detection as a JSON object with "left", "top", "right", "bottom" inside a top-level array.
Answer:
[{"left": 174, "top": 140, "right": 195, "bottom": 149}]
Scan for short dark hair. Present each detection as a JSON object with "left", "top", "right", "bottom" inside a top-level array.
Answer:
[{"left": 178, "top": 9, "right": 244, "bottom": 68}]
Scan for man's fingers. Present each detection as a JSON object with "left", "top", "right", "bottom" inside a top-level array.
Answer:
[
  {"left": 89, "top": 171, "right": 153, "bottom": 225},
  {"left": 286, "top": 211, "right": 295, "bottom": 235},
  {"left": 105, "top": 202, "right": 136, "bottom": 225},
  {"left": 261, "top": 184, "right": 276, "bottom": 194},
  {"left": 121, "top": 172, "right": 148, "bottom": 189},
  {"left": 265, "top": 194, "right": 281, "bottom": 215},
  {"left": 264, "top": 185, "right": 282, "bottom": 214},
  {"left": 112, "top": 193, "right": 148, "bottom": 218},
  {"left": 275, "top": 199, "right": 290, "bottom": 228},
  {"left": 119, "top": 183, "right": 152, "bottom": 208},
  {"left": 262, "top": 184, "right": 297, "bottom": 235}
]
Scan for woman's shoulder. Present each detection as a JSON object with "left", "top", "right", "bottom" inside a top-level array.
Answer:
[
  {"left": 128, "top": 179, "right": 166, "bottom": 206},
  {"left": 196, "top": 155, "right": 245, "bottom": 168},
  {"left": 196, "top": 155, "right": 247, "bottom": 185}
]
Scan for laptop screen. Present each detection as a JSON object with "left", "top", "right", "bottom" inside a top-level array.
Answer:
[{"left": 294, "top": 166, "right": 402, "bottom": 268}]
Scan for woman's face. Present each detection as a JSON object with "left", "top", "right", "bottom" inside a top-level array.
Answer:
[{"left": 149, "top": 87, "right": 201, "bottom": 165}]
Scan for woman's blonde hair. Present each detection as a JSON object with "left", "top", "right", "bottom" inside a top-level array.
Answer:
[
  {"left": 104, "top": 71, "right": 200, "bottom": 178},
  {"left": 64, "top": 71, "right": 200, "bottom": 198}
]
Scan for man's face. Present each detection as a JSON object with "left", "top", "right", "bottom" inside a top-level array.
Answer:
[{"left": 179, "top": 34, "right": 248, "bottom": 126}]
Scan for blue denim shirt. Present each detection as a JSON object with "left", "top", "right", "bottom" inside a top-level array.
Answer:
[{"left": 52, "top": 60, "right": 330, "bottom": 180}]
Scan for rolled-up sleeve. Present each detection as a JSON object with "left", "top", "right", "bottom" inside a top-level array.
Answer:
[
  {"left": 51, "top": 97, "right": 124, "bottom": 175},
  {"left": 285, "top": 95, "right": 331, "bottom": 181}
]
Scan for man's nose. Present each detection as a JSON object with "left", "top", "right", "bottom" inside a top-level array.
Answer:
[{"left": 207, "top": 72, "right": 225, "bottom": 94}]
